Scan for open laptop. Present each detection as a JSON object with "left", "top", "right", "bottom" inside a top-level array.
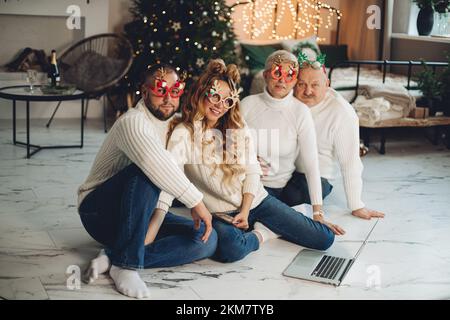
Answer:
[{"left": 283, "top": 219, "right": 379, "bottom": 286}]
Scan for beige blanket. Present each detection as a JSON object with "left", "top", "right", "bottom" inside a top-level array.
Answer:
[
  {"left": 358, "top": 84, "right": 416, "bottom": 117},
  {"left": 353, "top": 96, "right": 404, "bottom": 124}
]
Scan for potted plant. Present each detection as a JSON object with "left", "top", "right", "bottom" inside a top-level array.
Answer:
[
  {"left": 416, "top": 61, "right": 442, "bottom": 115},
  {"left": 433, "top": 0, "right": 450, "bottom": 35},
  {"left": 414, "top": 0, "right": 436, "bottom": 35},
  {"left": 434, "top": 0, "right": 450, "bottom": 13}
]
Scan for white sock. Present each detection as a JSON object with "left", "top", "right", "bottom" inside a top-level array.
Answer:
[
  {"left": 109, "top": 265, "right": 150, "bottom": 299},
  {"left": 84, "top": 249, "right": 111, "bottom": 284},
  {"left": 253, "top": 222, "right": 280, "bottom": 243}
]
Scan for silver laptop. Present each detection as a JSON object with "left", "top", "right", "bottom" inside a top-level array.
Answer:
[{"left": 283, "top": 219, "right": 379, "bottom": 286}]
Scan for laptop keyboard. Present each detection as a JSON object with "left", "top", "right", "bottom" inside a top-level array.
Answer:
[{"left": 311, "top": 255, "right": 347, "bottom": 280}]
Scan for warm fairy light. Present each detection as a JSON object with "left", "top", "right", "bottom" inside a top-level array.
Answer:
[
  {"left": 242, "top": 0, "right": 278, "bottom": 39},
  {"left": 239, "top": 0, "right": 342, "bottom": 41}
]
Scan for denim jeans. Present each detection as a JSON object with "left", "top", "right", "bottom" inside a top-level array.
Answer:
[
  {"left": 265, "top": 172, "right": 333, "bottom": 206},
  {"left": 79, "top": 164, "right": 218, "bottom": 269},
  {"left": 212, "top": 194, "right": 335, "bottom": 263}
]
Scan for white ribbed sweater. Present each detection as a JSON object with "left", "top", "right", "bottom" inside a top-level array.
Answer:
[
  {"left": 240, "top": 89, "right": 323, "bottom": 205},
  {"left": 157, "top": 121, "right": 268, "bottom": 213},
  {"left": 296, "top": 88, "right": 365, "bottom": 211},
  {"left": 77, "top": 100, "right": 203, "bottom": 211}
]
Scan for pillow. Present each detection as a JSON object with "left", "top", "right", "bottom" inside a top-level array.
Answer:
[
  {"left": 62, "top": 51, "right": 127, "bottom": 92},
  {"left": 240, "top": 42, "right": 283, "bottom": 75},
  {"left": 281, "top": 35, "right": 321, "bottom": 57},
  {"left": 318, "top": 44, "right": 349, "bottom": 68}
]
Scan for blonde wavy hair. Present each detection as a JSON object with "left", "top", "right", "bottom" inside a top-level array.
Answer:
[{"left": 168, "top": 59, "right": 246, "bottom": 187}]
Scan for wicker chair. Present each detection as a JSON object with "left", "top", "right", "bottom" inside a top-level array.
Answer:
[{"left": 46, "top": 33, "right": 133, "bottom": 132}]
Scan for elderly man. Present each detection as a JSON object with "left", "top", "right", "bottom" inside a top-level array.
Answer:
[
  {"left": 293, "top": 55, "right": 385, "bottom": 220},
  {"left": 241, "top": 50, "right": 345, "bottom": 235}
]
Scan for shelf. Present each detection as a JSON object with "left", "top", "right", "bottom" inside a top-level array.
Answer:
[
  {"left": 360, "top": 116, "right": 450, "bottom": 128},
  {"left": 391, "top": 33, "right": 450, "bottom": 44}
]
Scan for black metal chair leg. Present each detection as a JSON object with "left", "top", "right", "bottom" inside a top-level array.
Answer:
[
  {"left": 46, "top": 101, "right": 63, "bottom": 128},
  {"left": 26, "top": 100, "right": 30, "bottom": 158},
  {"left": 13, "top": 99, "right": 16, "bottom": 144},
  {"left": 83, "top": 99, "right": 90, "bottom": 119}
]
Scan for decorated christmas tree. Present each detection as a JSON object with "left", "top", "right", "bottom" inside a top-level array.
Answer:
[{"left": 123, "top": 0, "right": 240, "bottom": 95}]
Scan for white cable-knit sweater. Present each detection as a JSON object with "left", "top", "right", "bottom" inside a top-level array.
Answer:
[
  {"left": 296, "top": 88, "right": 365, "bottom": 211},
  {"left": 240, "top": 88, "right": 323, "bottom": 205},
  {"left": 157, "top": 121, "right": 268, "bottom": 213},
  {"left": 77, "top": 100, "right": 203, "bottom": 211}
]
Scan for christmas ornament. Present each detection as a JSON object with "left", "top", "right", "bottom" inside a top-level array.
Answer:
[
  {"left": 196, "top": 58, "right": 205, "bottom": 67},
  {"left": 171, "top": 22, "right": 181, "bottom": 32}
]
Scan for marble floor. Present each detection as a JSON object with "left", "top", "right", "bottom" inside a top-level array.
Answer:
[{"left": 0, "top": 118, "right": 449, "bottom": 300}]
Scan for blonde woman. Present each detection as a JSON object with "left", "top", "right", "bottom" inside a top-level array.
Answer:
[{"left": 155, "top": 59, "right": 335, "bottom": 262}]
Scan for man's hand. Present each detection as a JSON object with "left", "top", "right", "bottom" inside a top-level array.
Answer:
[
  {"left": 257, "top": 156, "right": 270, "bottom": 177},
  {"left": 232, "top": 210, "right": 250, "bottom": 230},
  {"left": 191, "top": 201, "right": 213, "bottom": 242},
  {"left": 313, "top": 213, "right": 346, "bottom": 236},
  {"left": 352, "top": 207, "right": 385, "bottom": 220}
]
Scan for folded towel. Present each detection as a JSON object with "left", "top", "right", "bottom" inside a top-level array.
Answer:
[
  {"left": 354, "top": 96, "right": 390, "bottom": 111},
  {"left": 358, "top": 84, "right": 416, "bottom": 117},
  {"left": 353, "top": 96, "right": 403, "bottom": 124}
]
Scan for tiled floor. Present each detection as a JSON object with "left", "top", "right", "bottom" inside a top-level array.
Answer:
[{"left": 0, "top": 118, "right": 449, "bottom": 300}]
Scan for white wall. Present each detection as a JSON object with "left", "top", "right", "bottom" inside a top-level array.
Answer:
[
  {"left": 0, "top": 0, "right": 110, "bottom": 37},
  {"left": 0, "top": 0, "right": 113, "bottom": 119},
  {"left": 393, "top": 0, "right": 412, "bottom": 34}
]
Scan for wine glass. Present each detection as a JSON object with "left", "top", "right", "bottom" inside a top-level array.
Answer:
[{"left": 26, "top": 69, "right": 37, "bottom": 92}]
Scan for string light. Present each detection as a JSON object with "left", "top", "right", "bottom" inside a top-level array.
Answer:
[
  {"left": 239, "top": 0, "right": 342, "bottom": 42},
  {"left": 242, "top": 0, "right": 278, "bottom": 39}
]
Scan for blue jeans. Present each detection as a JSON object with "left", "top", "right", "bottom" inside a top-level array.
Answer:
[
  {"left": 78, "top": 164, "right": 218, "bottom": 269},
  {"left": 265, "top": 172, "right": 333, "bottom": 206},
  {"left": 212, "top": 195, "right": 335, "bottom": 263}
]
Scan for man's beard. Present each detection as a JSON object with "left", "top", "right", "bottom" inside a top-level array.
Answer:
[{"left": 145, "top": 99, "right": 177, "bottom": 121}]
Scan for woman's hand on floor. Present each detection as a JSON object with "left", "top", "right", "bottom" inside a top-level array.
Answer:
[
  {"left": 313, "top": 214, "right": 346, "bottom": 236},
  {"left": 232, "top": 211, "right": 250, "bottom": 230},
  {"left": 191, "top": 201, "right": 213, "bottom": 242}
]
